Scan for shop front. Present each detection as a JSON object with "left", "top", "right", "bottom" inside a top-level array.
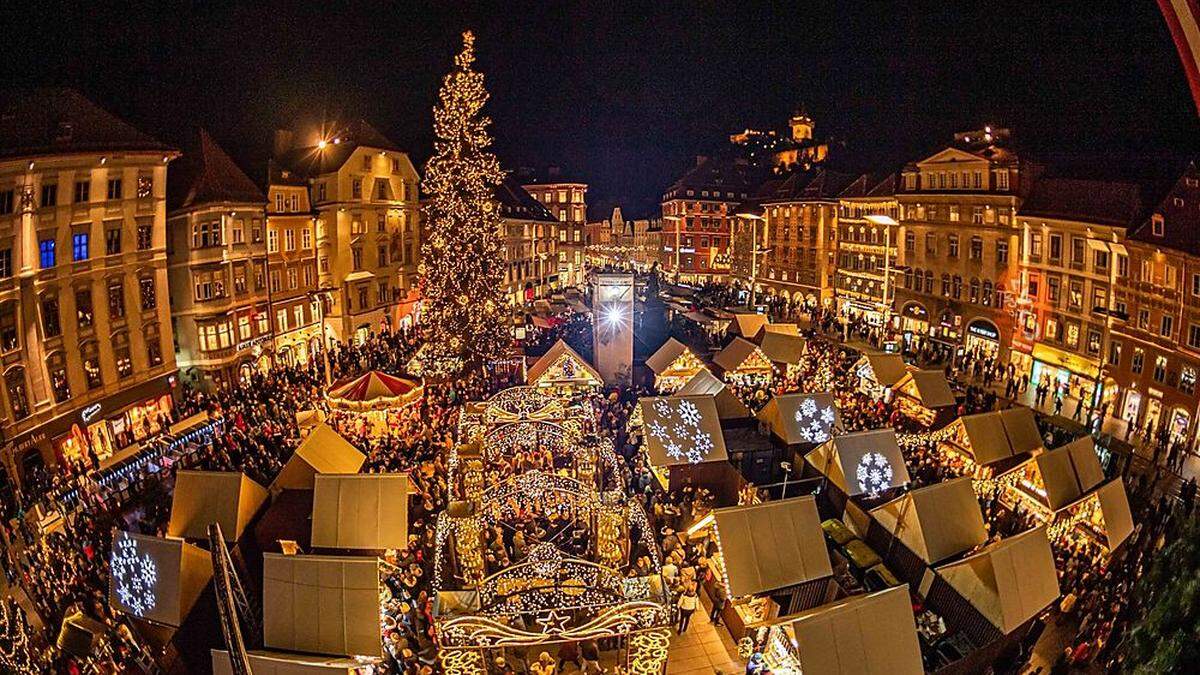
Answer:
[
  {"left": 964, "top": 318, "right": 1001, "bottom": 360},
  {"left": 1029, "top": 343, "right": 1101, "bottom": 409},
  {"left": 51, "top": 374, "right": 176, "bottom": 470},
  {"left": 898, "top": 301, "right": 930, "bottom": 345}
]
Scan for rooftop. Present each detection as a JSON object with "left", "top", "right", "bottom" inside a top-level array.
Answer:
[
  {"left": 0, "top": 88, "right": 174, "bottom": 160},
  {"left": 168, "top": 128, "right": 265, "bottom": 212}
]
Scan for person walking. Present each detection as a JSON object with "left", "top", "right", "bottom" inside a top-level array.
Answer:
[
  {"left": 709, "top": 580, "right": 728, "bottom": 625},
  {"left": 676, "top": 583, "right": 699, "bottom": 634}
]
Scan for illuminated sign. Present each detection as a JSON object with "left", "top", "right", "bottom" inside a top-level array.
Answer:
[
  {"left": 967, "top": 322, "right": 999, "bottom": 340},
  {"left": 81, "top": 403, "right": 103, "bottom": 423}
]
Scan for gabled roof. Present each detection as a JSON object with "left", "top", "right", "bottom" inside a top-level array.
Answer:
[
  {"left": 806, "top": 429, "right": 911, "bottom": 497},
  {"left": 645, "top": 337, "right": 695, "bottom": 375},
  {"left": 1019, "top": 177, "right": 1146, "bottom": 228},
  {"left": 998, "top": 407, "right": 1043, "bottom": 455},
  {"left": 275, "top": 119, "right": 403, "bottom": 178},
  {"left": 526, "top": 339, "right": 602, "bottom": 386},
  {"left": 168, "top": 470, "right": 268, "bottom": 542},
  {"left": 759, "top": 331, "right": 806, "bottom": 365},
  {"left": 759, "top": 392, "right": 842, "bottom": 446},
  {"left": 0, "top": 88, "right": 175, "bottom": 160},
  {"left": 637, "top": 395, "right": 729, "bottom": 466},
  {"left": 1093, "top": 479, "right": 1134, "bottom": 551},
  {"left": 168, "top": 128, "right": 265, "bottom": 212},
  {"left": 1127, "top": 161, "right": 1200, "bottom": 257},
  {"left": 271, "top": 423, "right": 365, "bottom": 491},
  {"left": 893, "top": 369, "right": 956, "bottom": 408},
  {"left": 866, "top": 173, "right": 898, "bottom": 197},
  {"left": 936, "top": 527, "right": 1060, "bottom": 635},
  {"left": 855, "top": 353, "right": 908, "bottom": 387},
  {"left": 665, "top": 155, "right": 760, "bottom": 198},
  {"left": 1023, "top": 437, "right": 1104, "bottom": 511},
  {"left": 676, "top": 369, "right": 751, "bottom": 419},
  {"left": 780, "top": 586, "right": 924, "bottom": 675},
  {"left": 728, "top": 313, "right": 768, "bottom": 338},
  {"left": 497, "top": 175, "right": 559, "bottom": 223},
  {"left": 870, "top": 477, "right": 987, "bottom": 564},
  {"left": 713, "top": 337, "right": 772, "bottom": 373},
  {"left": 713, "top": 496, "right": 831, "bottom": 597}
]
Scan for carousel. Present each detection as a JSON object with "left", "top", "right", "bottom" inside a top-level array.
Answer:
[{"left": 325, "top": 370, "right": 423, "bottom": 433}]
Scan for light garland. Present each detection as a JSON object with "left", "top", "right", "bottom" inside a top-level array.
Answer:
[{"left": 0, "top": 600, "right": 38, "bottom": 674}]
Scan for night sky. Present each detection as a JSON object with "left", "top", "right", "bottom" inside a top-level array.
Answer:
[{"left": 2, "top": 1, "right": 1197, "bottom": 217}]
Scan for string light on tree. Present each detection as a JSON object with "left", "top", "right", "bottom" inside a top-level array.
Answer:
[{"left": 420, "top": 31, "right": 509, "bottom": 371}]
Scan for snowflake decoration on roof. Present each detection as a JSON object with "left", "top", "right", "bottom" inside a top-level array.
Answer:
[
  {"left": 653, "top": 398, "right": 672, "bottom": 418},
  {"left": 678, "top": 399, "right": 702, "bottom": 427},
  {"left": 664, "top": 439, "right": 684, "bottom": 461},
  {"left": 111, "top": 532, "right": 158, "bottom": 617},
  {"left": 647, "top": 420, "right": 669, "bottom": 441},
  {"left": 856, "top": 452, "right": 894, "bottom": 497},
  {"left": 794, "top": 396, "right": 836, "bottom": 444}
]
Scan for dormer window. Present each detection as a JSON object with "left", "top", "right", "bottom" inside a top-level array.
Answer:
[{"left": 1151, "top": 214, "right": 1165, "bottom": 237}]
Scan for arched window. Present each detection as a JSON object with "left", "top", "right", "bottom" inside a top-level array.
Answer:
[
  {"left": 81, "top": 341, "right": 102, "bottom": 389},
  {"left": 47, "top": 351, "right": 70, "bottom": 403},
  {"left": 113, "top": 331, "right": 133, "bottom": 379},
  {"left": 5, "top": 367, "right": 29, "bottom": 420}
]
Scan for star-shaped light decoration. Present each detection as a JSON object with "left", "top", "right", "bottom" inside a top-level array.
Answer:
[
  {"left": 536, "top": 609, "right": 571, "bottom": 633},
  {"left": 110, "top": 532, "right": 158, "bottom": 617},
  {"left": 794, "top": 396, "right": 836, "bottom": 444}
]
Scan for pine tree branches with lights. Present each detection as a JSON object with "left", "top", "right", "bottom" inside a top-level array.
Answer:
[{"left": 419, "top": 31, "right": 509, "bottom": 372}]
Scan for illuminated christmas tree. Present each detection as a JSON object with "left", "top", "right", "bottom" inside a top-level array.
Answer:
[{"left": 420, "top": 31, "right": 508, "bottom": 371}]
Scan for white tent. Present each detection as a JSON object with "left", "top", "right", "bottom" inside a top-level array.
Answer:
[
  {"left": 108, "top": 530, "right": 213, "bottom": 627},
  {"left": 759, "top": 331, "right": 806, "bottom": 366},
  {"left": 712, "top": 496, "right": 832, "bottom": 598},
  {"left": 271, "top": 423, "right": 365, "bottom": 491},
  {"left": 999, "top": 407, "right": 1043, "bottom": 455},
  {"left": 262, "top": 554, "right": 381, "bottom": 658},
  {"left": 806, "top": 429, "right": 911, "bottom": 497},
  {"left": 311, "top": 474, "right": 409, "bottom": 550},
  {"left": 675, "top": 369, "right": 752, "bottom": 420},
  {"left": 168, "top": 470, "right": 267, "bottom": 542},
  {"left": 780, "top": 586, "right": 924, "bottom": 675},
  {"left": 712, "top": 337, "right": 773, "bottom": 376},
  {"left": 525, "top": 339, "right": 602, "bottom": 389},
  {"left": 758, "top": 392, "right": 842, "bottom": 445},
  {"left": 870, "top": 477, "right": 987, "bottom": 564},
  {"left": 212, "top": 650, "right": 376, "bottom": 674},
  {"left": 936, "top": 527, "right": 1060, "bottom": 634},
  {"left": 295, "top": 409, "right": 327, "bottom": 435},
  {"left": 945, "top": 412, "right": 1017, "bottom": 466},
  {"left": 854, "top": 353, "right": 908, "bottom": 388},
  {"left": 893, "top": 369, "right": 956, "bottom": 409},
  {"left": 729, "top": 312, "right": 768, "bottom": 339},
  {"left": 637, "top": 395, "right": 728, "bottom": 466}
]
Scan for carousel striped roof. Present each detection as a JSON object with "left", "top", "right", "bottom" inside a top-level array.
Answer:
[{"left": 327, "top": 371, "right": 420, "bottom": 404}]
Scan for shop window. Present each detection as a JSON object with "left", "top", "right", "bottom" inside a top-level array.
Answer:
[
  {"left": 47, "top": 352, "right": 70, "bottom": 403},
  {"left": 113, "top": 332, "right": 132, "bottom": 379},
  {"left": 5, "top": 368, "right": 29, "bottom": 420},
  {"left": 81, "top": 341, "right": 102, "bottom": 389}
]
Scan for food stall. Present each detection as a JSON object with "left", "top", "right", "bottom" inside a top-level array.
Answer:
[
  {"left": 525, "top": 339, "right": 603, "bottom": 394},
  {"left": 713, "top": 337, "right": 775, "bottom": 387},
  {"left": 1051, "top": 478, "right": 1134, "bottom": 555},
  {"left": 995, "top": 437, "right": 1105, "bottom": 521},
  {"left": 938, "top": 411, "right": 1027, "bottom": 479},
  {"left": 891, "top": 369, "right": 956, "bottom": 427},
  {"left": 633, "top": 395, "right": 741, "bottom": 506},
  {"left": 645, "top": 337, "right": 706, "bottom": 393},
  {"left": 852, "top": 353, "right": 908, "bottom": 399},
  {"left": 805, "top": 429, "right": 911, "bottom": 503},
  {"left": 758, "top": 329, "right": 806, "bottom": 378},
  {"left": 676, "top": 369, "right": 752, "bottom": 420},
  {"left": 758, "top": 392, "right": 842, "bottom": 446},
  {"left": 706, "top": 496, "right": 834, "bottom": 639},
  {"left": 745, "top": 586, "right": 924, "bottom": 675},
  {"left": 868, "top": 478, "right": 988, "bottom": 582}
]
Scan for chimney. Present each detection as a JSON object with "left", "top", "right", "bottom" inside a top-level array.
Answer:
[{"left": 273, "top": 129, "right": 294, "bottom": 157}]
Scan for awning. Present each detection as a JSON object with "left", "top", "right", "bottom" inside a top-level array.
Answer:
[{"left": 713, "top": 496, "right": 831, "bottom": 598}]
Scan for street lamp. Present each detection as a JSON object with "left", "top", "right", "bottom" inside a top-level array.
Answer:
[{"left": 734, "top": 202, "right": 766, "bottom": 308}]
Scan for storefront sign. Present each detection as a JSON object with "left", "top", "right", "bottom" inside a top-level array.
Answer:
[
  {"left": 236, "top": 334, "right": 273, "bottom": 352},
  {"left": 967, "top": 322, "right": 1000, "bottom": 341},
  {"left": 81, "top": 403, "right": 103, "bottom": 423}
]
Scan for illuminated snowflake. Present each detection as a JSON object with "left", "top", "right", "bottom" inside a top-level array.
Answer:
[
  {"left": 804, "top": 421, "right": 829, "bottom": 444},
  {"left": 672, "top": 424, "right": 690, "bottom": 440},
  {"left": 799, "top": 398, "right": 818, "bottom": 419},
  {"left": 653, "top": 398, "right": 672, "bottom": 418},
  {"left": 111, "top": 533, "right": 158, "bottom": 617},
  {"left": 687, "top": 431, "right": 715, "bottom": 464},
  {"left": 663, "top": 439, "right": 684, "bottom": 461},
  {"left": 678, "top": 399, "right": 702, "bottom": 427},
  {"left": 856, "top": 452, "right": 894, "bottom": 496},
  {"left": 819, "top": 406, "right": 836, "bottom": 425},
  {"left": 794, "top": 397, "right": 836, "bottom": 443},
  {"left": 647, "top": 420, "right": 669, "bottom": 441}
]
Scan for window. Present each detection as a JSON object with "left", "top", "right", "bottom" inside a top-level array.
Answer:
[
  {"left": 47, "top": 352, "right": 70, "bottom": 403},
  {"left": 924, "top": 233, "right": 936, "bottom": 255},
  {"left": 1140, "top": 259, "right": 1153, "bottom": 282},
  {"left": 1048, "top": 234, "right": 1062, "bottom": 262},
  {"left": 113, "top": 332, "right": 132, "bottom": 379},
  {"left": 1086, "top": 328, "right": 1102, "bottom": 356},
  {"left": 137, "top": 223, "right": 152, "bottom": 250},
  {"left": 0, "top": 249, "right": 10, "bottom": 278},
  {"left": 969, "top": 236, "right": 983, "bottom": 261},
  {"left": 284, "top": 228, "right": 295, "bottom": 251},
  {"left": 357, "top": 286, "right": 369, "bottom": 309},
  {"left": 198, "top": 322, "right": 233, "bottom": 352},
  {"left": 108, "top": 282, "right": 125, "bottom": 319},
  {"left": 1162, "top": 314, "right": 1174, "bottom": 337},
  {"left": 1154, "top": 355, "right": 1167, "bottom": 383},
  {"left": 941, "top": 273, "right": 950, "bottom": 296},
  {"left": 1047, "top": 277, "right": 1061, "bottom": 303},
  {"left": 1065, "top": 322, "right": 1080, "bottom": 349},
  {"left": 1151, "top": 214, "right": 1164, "bottom": 237},
  {"left": 40, "top": 296, "right": 61, "bottom": 337},
  {"left": 971, "top": 206, "right": 984, "bottom": 224},
  {"left": 139, "top": 277, "right": 156, "bottom": 310},
  {"left": 106, "top": 178, "right": 122, "bottom": 200},
  {"left": 287, "top": 267, "right": 298, "bottom": 290},
  {"left": 232, "top": 219, "right": 244, "bottom": 244},
  {"left": 377, "top": 246, "right": 388, "bottom": 267},
  {"left": 105, "top": 227, "right": 121, "bottom": 255},
  {"left": 952, "top": 275, "right": 962, "bottom": 299},
  {"left": 303, "top": 264, "right": 314, "bottom": 287},
  {"left": 1094, "top": 249, "right": 1109, "bottom": 271},
  {"left": 0, "top": 304, "right": 17, "bottom": 352},
  {"left": 301, "top": 228, "right": 312, "bottom": 249},
  {"left": 948, "top": 234, "right": 959, "bottom": 258},
  {"left": 1070, "top": 237, "right": 1085, "bottom": 266},
  {"left": 1165, "top": 264, "right": 1178, "bottom": 290},
  {"left": 949, "top": 205, "right": 960, "bottom": 222},
  {"left": 75, "top": 288, "right": 93, "bottom": 329},
  {"left": 1108, "top": 340, "right": 1122, "bottom": 366},
  {"left": 1030, "top": 233, "right": 1043, "bottom": 259},
  {"left": 969, "top": 278, "right": 980, "bottom": 303},
  {"left": 6, "top": 368, "right": 29, "bottom": 420},
  {"left": 1189, "top": 324, "right": 1200, "bottom": 350},
  {"left": 41, "top": 183, "right": 57, "bottom": 207},
  {"left": 193, "top": 269, "right": 225, "bottom": 301},
  {"left": 276, "top": 309, "right": 288, "bottom": 332},
  {"left": 275, "top": 193, "right": 283, "bottom": 212},
  {"left": 996, "top": 170, "right": 1009, "bottom": 190},
  {"left": 267, "top": 228, "right": 278, "bottom": 253},
  {"left": 72, "top": 232, "right": 89, "bottom": 261},
  {"left": 1045, "top": 317, "right": 1059, "bottom": 340},
  {"left": 1117, "top": 253, "right": 1128, "bottom": 278},
  {"left": 1182, "top": 367, "right": 1197, "bottom": 395},
  {"left": 1091, "top": 286, "right": 1108, "bottom": 312},
  {"left": 39, "top": 238, "right": 56, "bottom": 268},
  {"left": 1068, "top": 280, "right": 1083, "bottom": 310},
  {"left": 82, "top": 341, "right": 102, "bottom": 389},
  {"left": 1138, "top": 308, "right": 1150, "bottom": 330},
  {"left": 74, "top": 180, "right": 90, "bottom": 203},
  {"left": 136, "top": 175, "right": 152, "bottom": 198},
  {"left": 352, "top": 247, "right": 363, "bottom": 271},
  {"left": 269, "top": 269, "right": 281, "bottom": 293},
  {"left": 145, "top": 324, "right": 163, "bottom": 366},
  {"left": 238, "top": 315, "right": 252, "bottom": 341},
  {"left": 1132, "top": 348, "right": 1144, "bottom": 374},
  {"left": 352, "top": 179, "right": 362, "bottom": 199}
]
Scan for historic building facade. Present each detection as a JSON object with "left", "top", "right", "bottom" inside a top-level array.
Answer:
[
  {"left": 275, "top": 122, "right": 421, "bottom": 345},
  {"left": 264, "top": 160, "right": 323, "bottom": 367},
  {"left": 660, "top": 156, "right": 757, "bottom": 284},
  {"left": 834, "top": 173, "right": 899, "bottom": 325},
  {"left": 498, "top": 177, "right": 560, "bottom": 306},
  {"left": 894, "top": 132, "right": 1035, "bottom": 361},
  {"left": 521, "top": 168, "right": 587, "bottom": 288},
  {"left": 166, "top": 129, "right": 271, "bottom": 389},
  {"left": 0, "top": 90, "right": 179, "bottom": 494}
]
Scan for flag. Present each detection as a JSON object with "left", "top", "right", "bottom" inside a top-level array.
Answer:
[{"left": 1159, "top": 0, "right": 1200, "bottom": 114}]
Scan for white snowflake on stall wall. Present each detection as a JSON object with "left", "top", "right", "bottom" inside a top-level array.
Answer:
[
  {"left": 678, "top": 399, "right": 702, "bottom": 427},
  {"left": 111, "top": 532, "right": 158, "bottom": 617},
  {"left": 653, "top": 399, "right": 672, "bottom": 418},
  {"left": 855, "top": 452, "right": 894, "bottom": 497},
  {"left": 794, "top": 397, "right": 836, "bottom": 444},
  {"left": 647, "top": 420, "right": 669, "bottom": 441},
  {"left": 646, "top": 398, "right": 717, "bottom": 465}
]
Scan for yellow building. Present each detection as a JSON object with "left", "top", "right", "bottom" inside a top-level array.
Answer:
[
  {"left": 497, "top": 176, "right": 560, "bottom": 306},
  {"left": 521, "top": 168, "right": 587, "bottom": 288},
  {"left": 265, "top": 160, "right": 323, "bottom": 367},
  {"left": 0, "top": 89, "right": 180, "bottom": 494}
]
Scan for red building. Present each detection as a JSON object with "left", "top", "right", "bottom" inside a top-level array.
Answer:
[{"left": 660, "top": 156, "right": 758, "bottom": 284}]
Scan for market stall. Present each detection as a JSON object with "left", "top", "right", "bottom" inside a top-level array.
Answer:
[
  {"left": 262, "top": 553, "right": 382, "bottom": 658},
  {"left": 891, "top": 369, "right": 956, "bottom": 426},
  {"left": 167, "top": 470, "right": 268, "bottom": 542},
  {"left": 758, "top": 329, "right": 806, "bottom": 378},
  {"left": 311, "top": 473, "right": 409, "bottom": 551},
  {"left": 1052, "top": 478, "right": 1134, "bottom": 554},
  {"left": 270, "top": 423, "right": 366, "bottom": 492},
  {"left": 107, "top": 530, "right": 214, "bottom": 628},
  {"left": 708, "top": 496, "right": 834, "bottom": 637},
  {"left": 713, "top": 337, "right": 775, "bottom": 386},
  {"left": 869, "top": 478, "right": 988, "bottom": 579},
  {"left": 634, "top": 395, "right": 740, "bottom": 504},
  {"left": 525, "top": 339, "right": 603, "bottom": 394},
  {"left": 853, "top": 353, "right": 908, "bottom": 398},
  {"left": 806, "top": 429, "right": 911, "bottom": 501},
  {"left": 747, "top": 586, "right": 925, "bottom": 675},
  {"left": 995, "top": 437, "right": 1105, "bottom": 519},
  {"left": 933, "top": 526, "right": 1060, "bottom": 637},
  {"left": 938, "top": 412, "right": 1026, "bottom": 478},
  {"left": 758, "top": 392, "right": 842, "bottom": 446},
  {"left": 728, "top": 312, "right": 769, "bottom": 340},
  {"left": 645, "top": 337, "right": 706, "bottom": 393},
  {"left": 998, "top": 407, "right": 1044, "bottom": 456},
  {"left": 676, "top": 368, "right": 752, "bottom": 420}
]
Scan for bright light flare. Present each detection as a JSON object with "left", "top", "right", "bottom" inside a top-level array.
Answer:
[{"left": 603, "top": 305, "right": 625, "bottom": 326}]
